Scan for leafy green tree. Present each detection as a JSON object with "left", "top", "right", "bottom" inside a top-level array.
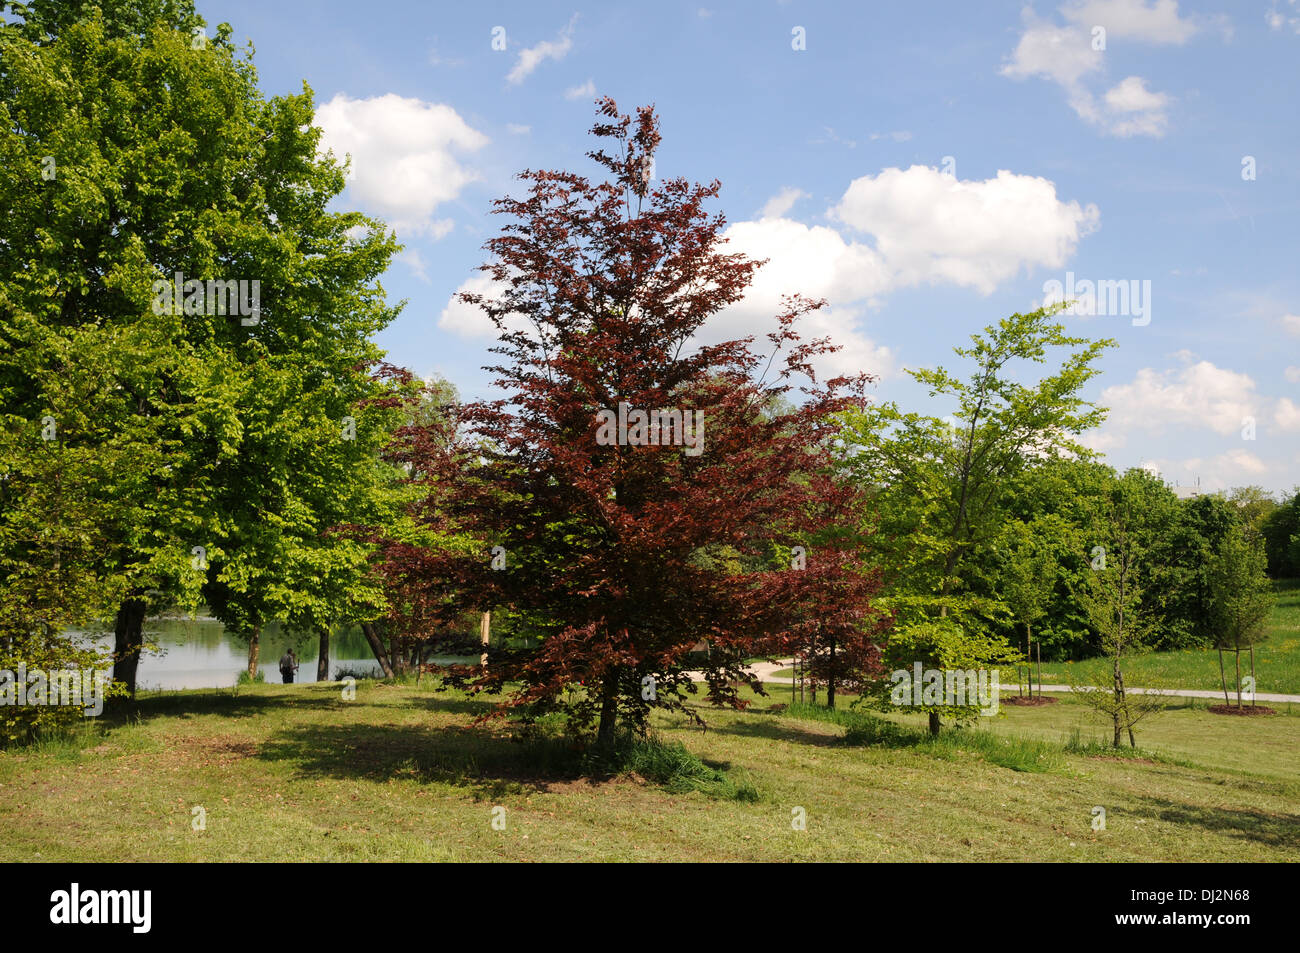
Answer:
[
  {"left": 1, "top": 0, "right": 402, "bottom": 692},
  {"left": 1070, "top": 473, "right": 1166, "bottom": 748},
  {"left": 840, "top": 306, "right": 1114, "bottom": 732},
  {"left": 1261, "top": 489, "right": 1300, "bottom": 578},
  {"left": 1206, "top": 526, "right": 1274, "bottom": 707},
  {"left": 995, "top": 516, "right": 1067, "bottom": 697}
]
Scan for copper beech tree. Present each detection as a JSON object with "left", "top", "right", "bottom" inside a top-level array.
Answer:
[{"left": 381, "top": 100, "right": 887, "bottom": 746}]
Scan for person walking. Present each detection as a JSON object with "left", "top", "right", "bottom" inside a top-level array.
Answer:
[{"left": 279, "top": 647, "right": 299, "bottom": 684}]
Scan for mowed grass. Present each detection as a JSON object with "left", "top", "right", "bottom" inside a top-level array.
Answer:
[{"left": 1, "top": 674, "right": 1297, "bottom": 862}]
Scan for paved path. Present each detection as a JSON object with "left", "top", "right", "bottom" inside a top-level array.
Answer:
[{"left": 686, "top": 659, "right": 1300, "bottom": 704}]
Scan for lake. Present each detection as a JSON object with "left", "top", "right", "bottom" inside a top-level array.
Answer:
[{"left": 78, "top": 618, "right": 391, "bottom": 690}]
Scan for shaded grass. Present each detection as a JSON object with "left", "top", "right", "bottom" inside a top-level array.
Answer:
[{"left": 1, "top": 676, "right": 1297, "bottom": 861}]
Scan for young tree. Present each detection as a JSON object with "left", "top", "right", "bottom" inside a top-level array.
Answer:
[
  {"left": 1070, "top": 475, "right": 1165, "bottom": 747},
  {"left": 996, "top": 517, "right": 1064, "bottom": 698},
  {"left": 384, "top": 99, "right": 883, "bottom": 747},
  {"left": 840, "top": 308, "right": 1114, "bottom": 732},
  {"left": 1206, "top": 526, "right": 1274, "bottom": 707}
]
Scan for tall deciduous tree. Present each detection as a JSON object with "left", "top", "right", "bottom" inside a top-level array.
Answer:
[
  {"left": 840, "top": 307, "right": 1114, "bottom": 732},
  {"left": 0, "top": 0, "right": 402, "bottom": 692},
  {"left": 385, "top": 99, "right": 883, "bottom": 746}
]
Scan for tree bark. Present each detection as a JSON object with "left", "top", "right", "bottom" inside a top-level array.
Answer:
[
  {"left": 480, "top": 610, "right": 491, "bottom": 667},
  {"left": 1234, "top": 649, "right": 1242, "bottom": 709},
  {"left": 825, "top": 633, "right": 836, "bottom": 709},
  {"left": 597, "top": 669, "right": 620, "bottom": 749},
  {"left": 1035, "top": 639, "right": 1042, "bottom": 701},
  {"left": 360, "top": 622, "right": 395, "bottom": 678},
  {"left": 1218, "top": 648, "right": 1229, "bottom": 706},
  {"left": 246, "top": 629, "right": 260, "bottom": 679},
  {"left": 317, "top": 626, "right": 330, "bottom": 681},
  {"left": 928, "top": 711, "right": 941, "bottom": 736},
  {"left": 111, "top": 597, "right": 147, "bottom": 699}
]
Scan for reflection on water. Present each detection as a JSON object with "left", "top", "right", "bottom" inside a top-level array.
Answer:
[{"left": 79, "top": 618, "right": 384, "bottom": 691}]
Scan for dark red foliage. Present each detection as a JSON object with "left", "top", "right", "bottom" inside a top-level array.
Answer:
[{"left": 379, "top": 99, "right": 887, "bottom": 740}]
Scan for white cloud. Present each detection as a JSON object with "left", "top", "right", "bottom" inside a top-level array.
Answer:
[
  {"left": 506, "top": 123, "right": 531, "bottom": 135},
  {"left": 564, "top": 79, "right": 596, "bottom": 100},
  {"left": 1282, "top": 313, "right": 1300, "bottom": 335},
  {"left": 507, "top": 15, "right": 578, "bottom": 85},
  {"left": 1000, "top": 6, "right": 1176, "bottom": 137},
  {"left": 1061, "top": 0, "right": 1198, "bottom": 44},
  {"left": 438, "top": 275, "right": 514, "bottom": 338},
  {"left": 830, "top": 165, "right": 1100, "bottom": 295},
  {"left": 1267, "top": 1, "right": 1300, "bottom": 34},
  {"left": 1103, "top": 76, "right": 1171, "bottom": 136},
  {"left": 1276, "top": 397, "right": 1300, "bottom": 432},
  {"left": 1098, "top": 361, "right": 1262, "bottom": 441},
  {"left": 760, "top": 187, "right": 809, "bottom": 219},
  {"left": 869, "top": 130, "right": 913, "bottom": 142},
  {"left": 314, "top": 93, "right": 488, "bottom": 237},
  {"left": 1209, "top": 449, "right": 1268, "bottom": 476}
]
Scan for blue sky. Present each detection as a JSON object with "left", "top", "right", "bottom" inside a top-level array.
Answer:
[{"left": 200, "top": 0, "right": 1300, "bottom": 494}]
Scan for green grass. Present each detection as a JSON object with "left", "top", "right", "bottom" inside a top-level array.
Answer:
[
  {"left": 1019, "top": 580, "right": 1300, "bottom": 696},
  {"left": 1, "top": 674, "right": 1297, "bottom": 861}
]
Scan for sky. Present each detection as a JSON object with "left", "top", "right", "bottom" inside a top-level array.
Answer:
[{"left": 198, "top": 0, "right": 1300, "bottom": 495}]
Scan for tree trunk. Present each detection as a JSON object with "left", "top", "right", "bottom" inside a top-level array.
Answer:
[
  {"left": 317, "top": 627, "right": 330, "bottom": 681},
  {"left": 1234, "top": 649, "right": 1242, "bottom": 709},
  {"left": 1218, "top": 648, "right": 1229, "bottom": 705},
  {"left": 825, "top": 633, "right": 836, "bottom": 709},
  {"left": 1249, "top": 646, "right": 1255, "bottom": 708},
  {"left": 111, "top": 596, "right": 147, "bottom": 699},
  {"left": 1112, "top": 659, "right": 1124, "bottom": 748},
  {"left": 1035, "top": 640, "right": 1042, "bottom": 701},
  {"left": 247, "top": 629, "right": 260, "bottom": 679},
  {"left": 480, "top": 610, "right": 491, "bottom": 667},
  {"left": 928, "top": 711, "right": 941, "bottom": 736},
  {"left": 360, "top": 622, "right": 395, "bottom": 678},
  {"left": 597, "top": 670, "right": 620, "bottom": 749}
]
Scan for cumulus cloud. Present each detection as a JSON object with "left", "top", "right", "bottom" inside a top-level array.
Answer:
[
  {"left": 1061, "top": 0, "right": 1198, "bottom": 43},
  {"left": 1097, "top": 361, "right": 1261, "bottom": 441},
  {"left": 314, "top": 93, "right": 488, "bottom": 237},
  {"left": 1000, "top": 3, "right": 1183, "bottom": 137},
  {"left": 438, "top": 275, "right": 514, "bottom": 339},
  {"left": 507, "top": 15, "right": 578, "bottom": 85},
  {"left": 829, "top": 166, "right": 1100, "bottom": 294},
  {"left": 760, "top": 187, "right": 809, "bottom": 219},
  {"left": 1276, "top": 397, "right": 1300, "bottom": 432}
]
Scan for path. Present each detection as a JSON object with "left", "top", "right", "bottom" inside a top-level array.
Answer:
[{"left": 686, "top": 659, "right": 1300, "bottom": 704}]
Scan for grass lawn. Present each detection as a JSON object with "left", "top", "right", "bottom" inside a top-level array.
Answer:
[{"left": 2, "top": 674, "right": 1296, "bottom": 861}]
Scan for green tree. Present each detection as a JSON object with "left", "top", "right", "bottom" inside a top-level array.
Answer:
[
  {"left": 840, "top": 305, "right": 1114, "bottom": 732},
  {"left": 1070, "top": 474, "right": 1166, "bottom": 748},
  {"left": 0, "top": 0, "right": 402, "bottom": 693},
  {"left": 1206, "top": 526, "right": 1274, "bottom": 707}
]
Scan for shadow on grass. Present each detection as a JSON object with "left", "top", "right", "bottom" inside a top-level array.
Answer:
[
  {"left": 1132, "top": 795, "right": 1300, "bottom": 849},
  {"left": 709, "top": 716, "right": 843, "bottom": 748},
  {"left": 256, "top": 721, "right": 591, "bottom": 798}
]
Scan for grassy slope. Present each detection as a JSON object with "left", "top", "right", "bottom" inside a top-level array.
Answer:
[{"left": 2, "top": 677, "right": 1296, "bottom": 862}]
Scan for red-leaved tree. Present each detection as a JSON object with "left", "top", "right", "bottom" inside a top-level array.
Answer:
[{"left": 382, "top": 99, "right": 886, "bottom": 745}]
